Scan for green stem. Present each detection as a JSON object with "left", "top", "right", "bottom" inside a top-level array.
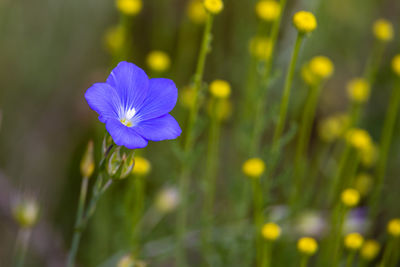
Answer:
[
  {"left": 363, "top": 40, "right": 385, "bottom": 87},
  {"left": 272, "top": 33, "right": 304, "bottom": 150},
  {"left": 261, "top": 241, "right": 272, "bottom": 267},
  {"left": 331, "top": 205, "right": 348, "bottom": 266},
  {"left": 13, "top": 228, "right": 31, "bottom": 267},
  {"left": 131, "top": 175, "right": 145, "bottom": 252},
  {"left": 252, "top": 179, "right": 264, "bottom": 266},
  {"left": 300, "top": 255, "right": 309, "bottom": 267},
  {"left": 346, "top": 251, "right": 355, "bottom": 267},
  {"left": 379, "top": 237, "right": 395, "bottom": 267}
]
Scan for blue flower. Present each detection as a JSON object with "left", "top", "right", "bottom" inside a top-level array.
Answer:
[{"left": 85, "top": 61, "right": 182, "bottom": 149}]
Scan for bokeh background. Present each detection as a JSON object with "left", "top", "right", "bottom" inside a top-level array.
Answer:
[{"left": 1, "top": 0, "right": 399, "bottom": 266}]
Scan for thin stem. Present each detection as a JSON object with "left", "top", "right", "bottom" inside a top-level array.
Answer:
[
  {"left": 252, "top": 179, "right": 264, "bottom": 266},
  {"left": 13, "top": 228, "right": 31, "bottom": 267},
  {"left": 131, "top": 175, "right": 146, "bottom": 252},
  {"left": 379, "top": 237, "right": 394, "bottom": 267},
  {"left": 346, "top": 251, "right": 355, "bottom": 267},
  {"left": 261, "top": 241, "right": 272, "bottom": 267},
  {"left": 300, "top": 255, "right": 309, "bottom": 267},
  {"left": 272, "top": 33, "right": 304, "bottom": 150}
]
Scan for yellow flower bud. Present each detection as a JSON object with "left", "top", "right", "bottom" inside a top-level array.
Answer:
[
  {"left": 309, "top": 56, "right": 334, "bottom": 79},
  {"left": 360, "top": 142, "right": 378, "bottom": 167},
  {"left": 207, "top": 98, "right": 233, "bottom": 121},
  {"left": 344, "top": 233, "right": 364, "bottom": 250},
  {"left": 301, "top": 63, "right": 317, "bottom": 86},
  {"left": 132, "top": 156, "right": 151, "bottom": 176},
  {"left": 249, "top": 37, "right": 273, "bottom": 61},
  {"left": 347, "top": 78, "right": 370, "bottom": 103},
  {"left": 354, "top": 173, "right": 373, "bottom": 196},
  {"left": 341, "top": 188, "right": 360, "bottom": 207},
  {"left": 80, "top": 140, "right": 95, "bottom": 178},
  {"left": 12, "top": 198, "right": 40, "bottom": 228},
  {"left": 242, "top": 158, "right": 265, "bottom": 178},
  {"left": 391, "top": 54, "right": 400, "bottom": 76},
  {"left": 104, "top": 25, "right": 125, "bottom": 54},
  {"left": 255, "top": 0, "right": 280, "bottom": 22},
  {"left": 204, "top": 0, "right": 223, "bottom": 14},
  {"left": 116, "top": 0, "right": 142, "bottom": 16},
  {"left": 180, "top": 86, "right": 197, "bottom": 109},
  {"left": 297, "top": 237, "right": 318, "bottom": 255},
  {"left": 293, "top": 11, "right": 317, "bottom": 34},
  {"left": 187, "top": 0, "right": 207, "bottom": 24},
  {"left": 361, "top": 240, "right": 380, "bottom": 261},
  {"left": 346, "top": 128, "right": 372, "bottom": 152},
  {"left": 262, "top": 222, "right": 281, "bottom": 241},
  {"left": 318, "top": 114, "right": 349, "bottom": 142},
  {"left": 146, "top": 51, "right": 171, "bottom": 72},
  {"left": 155, "top": 187, "right": 179, "bottom": 213},
  {"left": 209, "top": 80, "right": 231, "bottom": 99},
  {"left": 373, "top": 19, "right": 393, "bottom": 42},
  {"left": 387, "top": 218, "right": 400, "bottom": 237}
]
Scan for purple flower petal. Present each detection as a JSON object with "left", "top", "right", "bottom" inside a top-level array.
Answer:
[
  {"left": 106, "top": 118, "right": 148, "bottom": 149},
  {"left": 135, "top": 78, "right": 178, "bottom": 122},
  {"left": 106, "top": 61, "right": 149, "bottom": 111},
  {"left": 85, "top": 83, "right": 121, "bottom": 123},
  {"left": 134, "top": 114, "right": 182, "bottom": 141}
]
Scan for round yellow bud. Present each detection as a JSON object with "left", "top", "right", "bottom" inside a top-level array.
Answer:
[
  {"left": 347, "top": 78, "right": 370, "bottom": 103},
  {"left": 261, "top": 222, "right": 281, "bottom": 241},
  {"left": 346, "top": 128, "right": 372, "bottom": 152},
  {"left": 116, "top": 0, "right": 142, "bottom": 16},
  {"left": 387, "top": 218, "right": 400, "bottom": 237},
  {"left": 180, "top": 86, "right": 196, "bottom": 109},
  {"left": 360, "top": 142, "right": 378, "bottom": 167},
  {"left": 373, "top": 19, "right": 394, "bottom": 42},
  {"left": 255, "top": 1, "right": 280, "bottom": 22},
  {"left": 391, "top": 54, "right": 400, "bottom": 76},
  {"left": 209, "top": 80, "right": 231, "bottom": 99},
  {"left": 341, "top": 188, "right": 360, "bottom": 207},
  {"left": 146, "top": 51, "right": 171, "bottom": 72},
  {"left": 249, "top": 37, "right": 273, "bottom": 61},
  {"left": 344, "top": 233, "right": 364, "bottom": 250},
  {"left": 12, "top": 198, "right": 40, "bottom": 228},
  {"left": 293, "top": 11, "right": 317, "bottom": 34},
  {"left": 354, "top": 173, "right": 373, "bottom": 196},
  {"left": 318, "top": 114, "right": 349, "bottom": 142},
  {"left": 155, "top": 187, "right": 179, "bottom": 213},
  {"left": 187, "top": 0, "right": 207, "bottom": 24},
  {"left": 309, "top": 56, "right": 334, "bottom": 79},
  {"left": 208, "top": 99, "right": 233, "bottom": 121},
  {"left": 242, "top": 158, "right": 265, "bottom": 178},
  {"left": 104, "top": 26, "right": 125, "bottom": 54},
  {"left": 132, "top": 156, "right": 151, "bottom": 176},
  {"left": 297, "top": 237, "right": 318, "bottom": 255},
  {"left": 361, "top": 240, "right": 380, "bottom": 261},
  {"left": 301, "top": 63, "right": 317, "bottom": 86},
  {"left": 204, "top": 0, "right": 223, "bottom": 14}
]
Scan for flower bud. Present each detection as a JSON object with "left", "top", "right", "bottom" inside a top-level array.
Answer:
[
  {"left": 361, "top": 240, "right": 380, "bottom": 261},
  {"left": 297, "top": 237, "right": 318, "bottom": 255},
  {"left": 347, "top": 78, "right": 370, "bottom": 103},
  {"left": 116, "top": 0, "right": 142, "bottom": 16},
  {"left": 187, "top": 0, "right": 207, "bottom": 24},
  {"left": 255, "top": 0, "right": 280, "bottom": 22},
  {"left": 132, "top": 156, "right": 151, "bottom": 176},
  {"left": 262, "top": 222, "right": 281, "bottom": 241},
  {"left": 293, "top": 11, "right": 317, "bottom": 34},
  {"left": 344, "top": 232, "right": 364, "bottom": 250},
  {"left": 387, "top": 218, "right": 400, "bottom": 237},
  {"left": 373, "top": 19, "right": 393, "bottom": 42},
  {"left": 155, "top": 187, "right": 179, "bottom": 213},
  {"left": 12, "top": 197, "right": 40, "bottom": 228},
  {"left": 146, "top": 51, "right": 171, "bottom": 72},
  {"left": 204, "top": 0, "right": 224, "bottom": 14},
  {"left": 341, "top": 188, "right": 360, "bottom": 208},
  {"left": 80, "top": 140, "right": 95, "bottom": 178},
  {"left": 242, "top": 158, "right": 265, "bottom": 178},
  {"left": 209, "top": 80, "right": 231, "bottom": 99}
]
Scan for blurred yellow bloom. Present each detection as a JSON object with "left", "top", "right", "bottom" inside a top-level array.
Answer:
[
  {"left": 12, "top": 198, "right": 40, "bottom": 228},
  {"left": 261, "top": 222, "right": 281, "bottom": 241},
  {"left": 346, "top": 128, "right": 372, "bottom": 152},
  {"left": 204, "top": 0, "right": 223, "bottom": 14},
  {"left": 155, "top": 187, "right": 179, "bottom": 213},
  {"left": 293, "top": 11, "right": 317, "bottom": 34},
  {"left": 347, "top": 78, "right": 370, "bottom": 103},
  {"left": 208, "top": 98, "right": 233, "bottom": 121},
  {"left": 341, "top": 188, "right": 360, "bottom": 208},
  {"left": 255, "top": 0, "right": 280, "bottom": 22},
  {"left": 187, "top": 0, "right": 207, "bottom": 24},
  {"left": 297, "top": 237, "right": 318, "bottom": 255},
  {"left": 373, "top": 19, "right": 393, "bottom": 42},
  {"left": 354, "top": 173, "right": 373, "bottom": 196},
  {"left": 209, "top": 80, "right": 231, "bottom": 99},
  {"left": 180, "top": 86, "right": 197, "bottom": 109},
  {"left": 301, "top": 63, "right": 317, "bottom": 86},
  {"left": 104, "top": 25, "right": 125, "bottom": 54},
  {"left": 116, "top": 0, "right": 142, "bottom": 16},
  {"left": 249, "top": 37, "right": 273, "bottom": 61},
  {"left": 132, "top": 156, "right": 151, "bottom": 176},
  {"left": 242, "top": 158, "right": 265, "bottom": 178},
  {"left": 309, "top": 56, "right": 334, "bottom": 79},
  {"left": 391, "top": 54, "right": 400, "bottom": 76},
  {"left": 344, "top": 233, "right": 364, "bottom": 250},
  {"left": 360, "top": 142, "right": 378, "bottom": 167},
  {"left": 146, "top": 51, "right": 171, "bottom": 72},
  {"left": 387, "top": 218, "right": 400, "bottom": 237},
  {"left": 361, "top": 240, "right": 380, "bottom": 261},
  {"left": 80, "top": 140, "right": 95, "bottom": 178},
  {"left": 318, "top": 114, "right": 349, "bottom": 142}
]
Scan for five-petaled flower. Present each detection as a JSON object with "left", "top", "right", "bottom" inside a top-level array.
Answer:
[{"left": 85, "top": 61, "right": 182, "bottom": 149}]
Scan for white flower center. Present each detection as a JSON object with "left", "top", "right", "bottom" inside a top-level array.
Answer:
[{"left": 120, "top": 107, "right": 136, "bottom": 127}]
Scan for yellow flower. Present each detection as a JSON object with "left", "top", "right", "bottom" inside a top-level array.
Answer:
[
  {"left": 341, "top": 188, "right": 360, "bottom": 207},
  {"left": 373, "top": 19, "right": 394, "bottom": 42},
  {"left": 345, "top": 128, "right": 372, "bottom": 152},
  {"left": 242, "top": 158, "right": 265, "bottom": 178},
  {"left": 187, "top": 0, "right": 207, "bottom": 24},
  {"left": 318, "top": 114, "right": 349, "bottom": 142},
  {"left": 347, "top": 78, "right": 370, "bottom": 103},
  {"left": 354, "top": 173, "right": 373, "bottom": 196},
  {"left": 301, "top": 63, "right": 317, "bottom": 86},
  {"left": 207, "top": 98, "right": 233, "bottom": 121},
  {"left": 12, "top": 198, "right": 40, "bottom": 228},
  {"left": 391, "top": 54, "right": 400, "bottom": 76},
  {"left": 132, "top": 156, "right": 151, "bottom": 176},
  {"left": 116, "top": 0, "right": 142, "bottom": 16},
  {"left": 155, "top": 187, "right": 179, "bottom": 213},
  {"left": 262, "top": 222, "right": 281, "bottom": 241},
  {"left": 146, "top": 51, "right": 171, "bottom": 72},
  {"left": 255, "top": 0, "right": 280, "bottom": 22},
  {"left": 104, "top": 25, "right": 125, "bottom": 54},
  {"left": 293, "top": 11, "right": 317, "bottom": 34},
  {"left": 209, "top": 80, "right": 231, "bottom": 99},
  {"left": 249, "top": 37, "right": 273, "bottom": 61},
  {"left": 387, "top": 218, "right": 400, "bottom": 237},
  {"left": 361, "top": 240, "right": 380, "bottom": 261},
  {"left": 180, "top": 86, "right": 197, "bottom": 109},
  {"left": 360, "top": 142, "right": 378, "bottom": 167},
  {"left": 297, "top": 237, "right": 318, "bottom": 255},
  {"left": 204, "top": 0, "right": 224, "bottom": 14},
  {"left": 309, "top": 56, "right": 334, "bottom": 80},
  {"left": 344, "top": 233, "right": 364, "bottom": 250}
]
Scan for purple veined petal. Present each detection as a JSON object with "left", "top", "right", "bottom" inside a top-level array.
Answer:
[
  {"left": 106, "top": 118, "right": 148, "bottom": 149},
  {"left": 134, "top": 78, "right": 178, "bottom": 122},
  {"left": 134, "top": 114, "right": 182, "bottom": 141},
  {"left": 85, "top": 83, "right": 121, "bottom": 123},
  {"left": 106, "top": 61, "right": 149, "bottom": 111}
]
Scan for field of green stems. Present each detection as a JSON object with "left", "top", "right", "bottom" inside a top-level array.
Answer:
[{"left": 1, "top": 0, "right": 400, "bottom": 266}]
